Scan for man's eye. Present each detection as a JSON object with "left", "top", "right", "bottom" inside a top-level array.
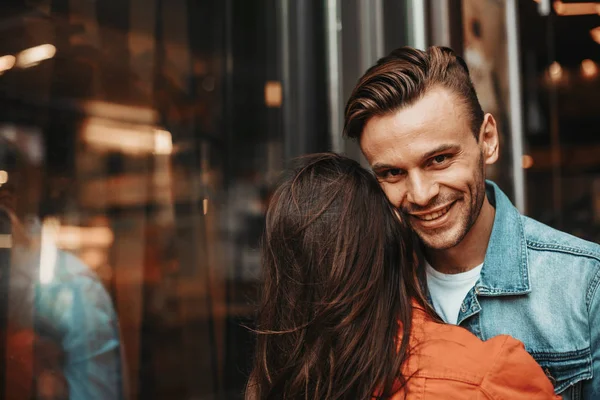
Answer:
[
  {"left": 432, "top": 155, "right": 449, "bottom": 165},
  {"left": 384, "top": 169, "right": 404, "bottom": 178},
  {"left": 375, "top": 168, "right": 405, "bottom": 181}
]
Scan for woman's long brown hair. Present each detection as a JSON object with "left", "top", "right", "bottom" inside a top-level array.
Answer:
[{"left": 247, "top": 153, "right": 432, "bottom": 399}]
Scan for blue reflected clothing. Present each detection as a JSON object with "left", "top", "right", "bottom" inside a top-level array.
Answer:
[
  {"left": 32, "top": 249, "right": 123, "bottom": 400},
  {"left": 452, "top": 181, "right": 600, "bottom": 399}
]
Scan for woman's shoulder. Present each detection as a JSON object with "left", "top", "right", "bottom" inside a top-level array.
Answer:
[
  {"left": 407, "top": 313, "right": 509, "bottom": 383},
  {"left": 403, "top": 310, "right": 559, "bottom": 399}
]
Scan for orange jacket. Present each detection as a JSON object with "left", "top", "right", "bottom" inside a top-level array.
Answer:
[{"left": 391, "top": 305, "right": 561, "bottom": 400}]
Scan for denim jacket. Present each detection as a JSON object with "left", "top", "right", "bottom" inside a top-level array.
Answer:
[
  {"left": 8, "top": 244, "right": 124, "bottom": 400},
  {"left": 454, "top": 181, "right": 600, "bottom": 400}
]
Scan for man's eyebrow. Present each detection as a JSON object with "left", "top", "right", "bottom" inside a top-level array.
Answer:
[
  {"left": 371, "top": 144, "right": 461, "bottom": 171},
  {"left": 421, "top": 144, "right": 460, "bottom": 160},
  {"left": 371, "top": 162, "right": 397, "bottom": 171}
]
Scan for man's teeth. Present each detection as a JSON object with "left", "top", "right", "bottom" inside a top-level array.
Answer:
[{"left": 419, "top": 205, "right": 450, "bottom": 221}]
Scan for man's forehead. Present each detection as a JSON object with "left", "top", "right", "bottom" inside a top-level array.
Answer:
[
  {"left": 360, "top": 88, "right": 470, "bottom": 163},
  {"left": 367, "top": 88, "right": 466, "bottom": 132}
]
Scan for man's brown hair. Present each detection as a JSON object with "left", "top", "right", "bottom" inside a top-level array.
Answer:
[{"left": 343, "top": 46, "right": 484, "bottom": 140}]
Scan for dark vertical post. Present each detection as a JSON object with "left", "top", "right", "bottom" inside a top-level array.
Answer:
[
  {"left": 281, "top": 0, "right": 329, "bottom": 162},
  {"left": 0, "top": 210, "right": 10, "bottom": 400}
]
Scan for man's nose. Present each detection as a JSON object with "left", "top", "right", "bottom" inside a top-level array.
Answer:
[{"left": 406, "top": 172, "right": 439, "bottom": 207}]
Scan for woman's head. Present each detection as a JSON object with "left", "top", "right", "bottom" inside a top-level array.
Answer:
[{"left": 250, "top": 153, "right": 427, "bottom": 399}]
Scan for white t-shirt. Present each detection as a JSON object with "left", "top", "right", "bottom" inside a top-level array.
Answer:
[{"left": 425, "top": 262, "right": 483, "bottom": 325}]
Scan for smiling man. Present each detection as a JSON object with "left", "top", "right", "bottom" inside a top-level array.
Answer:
[{"left": 344, "top": 46, "right": 600, "bottom": 399}]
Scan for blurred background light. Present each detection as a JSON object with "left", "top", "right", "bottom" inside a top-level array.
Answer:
[
  {"left": 82, "top": 101, "right": 159, "bottom": 125},
  {"left": 16, "top": 44, "right": 56, "bottom": 68},
  {"left": 82, "top": 117, "right": 172, "bottom": 155},
  {"left": 0, "top": 170, "right": 8, "bottom": 185},
  {"left": 153, "top": 129, "right": 173, "bottom": 155},
  {"left": 581, "top": 59, "right": 598, "bottom": 78},
  {"left": 522, "top": 154, "right": 535, "bottom": 169},
  {"left": 553, "top": 1, "right": 599, "bottom": 16},
  {"left": 549, "top": 61, "right": 563, "bottom": 82},
  {"left": 0, "top": 55, "right": 16, "bottom": 74},
  {"left": 264, "top": 81, "right": 282, "bottom": 108},
  {"left": 591, "top": 26, "right": 600, "bottom": 44},
  {"left": 55, "top": 225, "right": 114, "bottom": 250},
  {"left": 79, "top": 249, "right": 108, "bottom": 270},
  {"left": 39, "top": 217, "right": 60, "bottom": 284}
]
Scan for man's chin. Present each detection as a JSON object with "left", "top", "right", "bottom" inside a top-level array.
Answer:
[{"left": 414, "top": 228, "right": 464, "bottom": 251}]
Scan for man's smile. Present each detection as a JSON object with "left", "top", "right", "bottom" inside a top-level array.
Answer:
[{"left": 409, "top": 203, "right": 454, "bottom": 221}]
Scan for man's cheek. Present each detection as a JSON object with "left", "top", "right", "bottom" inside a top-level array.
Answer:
[{"left": 381, "top": 184, "right": 402, "bottom": 206}]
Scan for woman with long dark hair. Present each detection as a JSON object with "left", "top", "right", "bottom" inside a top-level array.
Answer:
[{"left": 247, "top": 153, "right": 559, "bottom": 399}]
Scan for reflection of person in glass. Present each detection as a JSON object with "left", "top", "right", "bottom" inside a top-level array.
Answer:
[{"left": 0, "top": 141, "right": 124, "bottom": 399}]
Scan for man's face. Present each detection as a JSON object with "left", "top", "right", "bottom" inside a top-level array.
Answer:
[{"left": 360, "top": 86, "right": 498, "bottom": 250}]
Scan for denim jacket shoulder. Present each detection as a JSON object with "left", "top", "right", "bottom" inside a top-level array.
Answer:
[
  {"left": 523, "top": 214, "right": 600, "bottom": 262},
  {"left": 521, "top": 211, "right": 600, "bottom": 312},
  {"left": 480, "top": 181, "right": 600, "bottom": 295},
  {"left": 473, "top": 182, "right": 600, "bottom": 398}
]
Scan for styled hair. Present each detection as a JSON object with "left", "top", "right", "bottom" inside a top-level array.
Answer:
[
  {"left": 247, "top": 153, "right": 432, "bottom": 399},
  {"left": 344, "top": 46, "right": 484, "bottom": 140}
]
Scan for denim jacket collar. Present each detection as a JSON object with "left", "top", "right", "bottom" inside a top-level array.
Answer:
[{"left": 477, "top": 181, "right": 531, "bottom": 296}]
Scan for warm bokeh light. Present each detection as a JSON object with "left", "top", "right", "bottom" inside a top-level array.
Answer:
[
  {"left": 549, "top": 61, "right": 563, "bottom": 82},
  {"left": 56, "top": 226, "right": 115, "bottom": 250},
  {"left": 554, "top": 1, "right": 599, "bottom": 16},
  {"left": 522, "top": 154, "right": 534, "bottom": 169},
  {"left": 82, "top": 117, "right": 172, "bottom": 155},
  {"left": 203, "top": 198, "right": 209, "bottom": 215},
  {"left": 40, "top": 217, "right": 60, "bottom": 284},
  {"left": 0, "top": 55, "right": 16, "bottom": 74},
  {"left": 264, "top": 81, "right": 283, "bottom": 108},
  {"left": 153, "top": 129, "right": 173, "bottom": 155},
  {"left": 16, "top": 44, "right": 56, "bottom": 68},
  {"left": 581, "top": 59, "right": 598, "bottom": 78},
  {"left": 591, "top": 26, "right": 600, "bottom": 44},
  {"left": 83, "top": 101, "right": 158, "bottom": 125},
  {"left": 79, "top": 249, "right": 108, "bottom": 270},
  {"left": 0, "top": 170, "right": 8, "bottom": 185}
]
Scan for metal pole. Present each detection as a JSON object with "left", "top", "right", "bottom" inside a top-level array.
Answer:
[
  {"left": 429, "top": 0, "right": 451, "bottom": 47},
  {"left": 325, "top": 0, "right": 344, "bottom": 152},
  {"left": 546, "top": 13, "right": 562, "bottom": 227},
  {"left": 278, "top": 0, "right": 293, "bottom": 162},
  {"left": 506, "top": 0, "right": 527, "bottom": 213},
  {"left": 407, "top": 0, "right": 427, "bottom": 50}
]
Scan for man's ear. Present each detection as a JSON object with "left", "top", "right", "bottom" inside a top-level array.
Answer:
[{"left": 479, "top": 113, "right": 499, "bottom": 165}]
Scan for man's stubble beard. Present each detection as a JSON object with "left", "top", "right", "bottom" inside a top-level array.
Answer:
[{"left": 411, "top": 152, "right": 487, "bottom": 251}]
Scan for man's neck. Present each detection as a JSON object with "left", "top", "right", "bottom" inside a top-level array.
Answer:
[{"left": 426, "top": 196, "right": 495, "bottom": 274}]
